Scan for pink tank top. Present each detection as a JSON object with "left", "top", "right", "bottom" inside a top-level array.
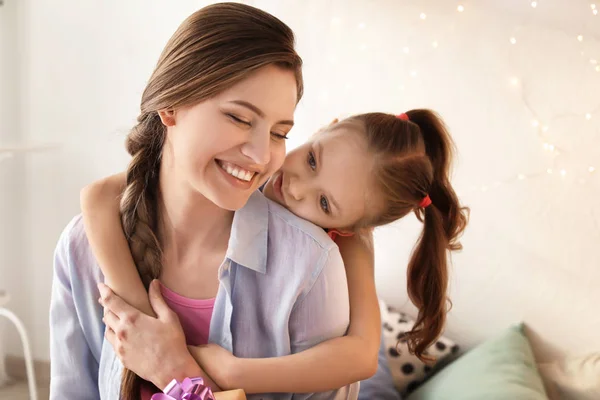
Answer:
[{"left": 141, "top": 282, "right": 215, "bottom": 399}]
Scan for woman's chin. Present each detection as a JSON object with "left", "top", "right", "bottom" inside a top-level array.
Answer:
[{"left": 210, "top": 190, "right": 252, "bottom": 211}]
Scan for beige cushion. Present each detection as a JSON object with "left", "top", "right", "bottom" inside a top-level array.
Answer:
[{"left": 538, "top": 352, "right": 600, "bottom": 400}]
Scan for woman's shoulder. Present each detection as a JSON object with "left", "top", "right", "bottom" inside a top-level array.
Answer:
[{"left": 237, "top": 192, "right": 346, "bottom": 301}]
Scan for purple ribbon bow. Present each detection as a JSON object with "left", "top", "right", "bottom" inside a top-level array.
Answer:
[{"left": 151, "top": 377, "right": 215, "bottom": 400}]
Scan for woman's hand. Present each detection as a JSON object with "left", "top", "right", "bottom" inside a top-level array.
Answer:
[
  {"left": 99, "top": 280, "right": 201, "bottom": 389},
  {"left": 188, "top": 344, "right": 239, "bottom": 390}
]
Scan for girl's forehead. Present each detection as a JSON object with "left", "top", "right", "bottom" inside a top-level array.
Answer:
[{"left": 318, "top": 122, "right": 365, "bottom": 146}]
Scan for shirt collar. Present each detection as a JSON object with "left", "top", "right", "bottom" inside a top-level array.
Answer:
[{"left": 225, "top": 190, "right": 269, "bottom": 274}]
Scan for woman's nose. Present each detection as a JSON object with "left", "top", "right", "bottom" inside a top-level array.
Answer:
[{"left": 240, "top": 127, "right": 271, "bottom": 166}]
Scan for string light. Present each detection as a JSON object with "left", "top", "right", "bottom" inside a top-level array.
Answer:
[
  {"left": 410, "top": 70, "right": 418, "bottom": 78},
  {"left": 543, "top": 143, "right": 555, "bottom": 152},
  {"left": 420, "top": 13, "right": 427, "bottom": 20},
  {"left": 435, "top": 3, "right": 598, "bottom": 195},
  {"left": 358, "top": 22, "right": 366, "bottom": 29},
  {"left": 403, "top": 47, "right": 410, "bottom": 54}
]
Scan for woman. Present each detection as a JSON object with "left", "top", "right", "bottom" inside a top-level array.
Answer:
[{"left": 49, "top": 3, "right": 361, "bottom": 399}]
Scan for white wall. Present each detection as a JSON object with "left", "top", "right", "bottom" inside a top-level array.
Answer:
[
  {"left": 0, "top": 0, "right": 28, "bottom": 364},
  {"left": 1, "top": 0, "right": 599, "bottom": 362}
]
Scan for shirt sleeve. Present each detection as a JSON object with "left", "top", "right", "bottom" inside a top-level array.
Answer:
[
  {"left": 288, "top": 246, "right": 357, "bottom": 399},
  {"left": 49, "top": 216, "right": 103, "bottom": 400}
]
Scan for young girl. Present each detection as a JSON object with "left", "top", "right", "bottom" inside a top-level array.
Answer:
[{"left": 83, "top": 109, "right": 468, "bottom": 396}]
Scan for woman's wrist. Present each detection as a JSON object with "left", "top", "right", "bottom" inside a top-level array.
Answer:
[{"left": 153, "top": 351, "right": 204, "bottom": 390}]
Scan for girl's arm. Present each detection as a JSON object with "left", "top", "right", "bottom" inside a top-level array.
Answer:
[
  {"left": 189, "top": 232, "right": 381, "bottom": 393},
  {"left": 80, "top": 172, "right": 155, "bottom": 317}
]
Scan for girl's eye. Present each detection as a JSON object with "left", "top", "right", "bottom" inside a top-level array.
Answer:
[
  {"left": 227, "top": 113, "right": 251, "bottom": 126},
  {"left": 307, "top": 151, "right": 317, "bottom": 170},
  {"left": 320, "top": 195, "right": 330, "bottom": 213}
]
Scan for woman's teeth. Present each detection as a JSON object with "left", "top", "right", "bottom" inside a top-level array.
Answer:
[{"left": 219, "top": 161, "right": 255, "bottom": 182}]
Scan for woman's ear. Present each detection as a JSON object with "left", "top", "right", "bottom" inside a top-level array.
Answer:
[{"left": 158, "top": 109, "right": 176, "bottom": 127}]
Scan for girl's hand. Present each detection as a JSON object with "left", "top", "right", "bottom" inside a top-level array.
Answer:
[
  {"left": 188, "top": 344, "right": 239, "bottom": 390},
  {"left": 99, "top": 280, "right": 200, "bottom": 389}
]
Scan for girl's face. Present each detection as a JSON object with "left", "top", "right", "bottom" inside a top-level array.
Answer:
[
  {"left": 162, "top": 65, "right": 298, "bottom": 211},
  {"left": 263, "top": 122, "right": 379, "bottom": 230}
]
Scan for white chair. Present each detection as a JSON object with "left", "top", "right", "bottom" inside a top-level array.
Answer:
[
  {"left": 0, "top": 146, "right": 58, "bottom": 400},
  {"left": 0, "top": 289, "right": 37, "bottom": 400}
]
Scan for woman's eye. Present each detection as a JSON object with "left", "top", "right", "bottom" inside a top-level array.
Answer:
[
  {"left": 307, "top": 151, "right": 317, "bottom": 170},
  {"left": 320, "top": 195, "right": 330, "bottom": 213},
  {"left": 271, "top": 132, "right": 288, "bottom": 140},
  {"left": 227, "top": 113, "right": 251, "bottom": 126}
]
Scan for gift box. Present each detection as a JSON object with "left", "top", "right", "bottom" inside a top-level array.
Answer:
[
  {"left": 151, "top": 378, "right": 246, "bottom": 400},
  {"left": 214, "top": 389, "right": 246, "bottom": 400}
]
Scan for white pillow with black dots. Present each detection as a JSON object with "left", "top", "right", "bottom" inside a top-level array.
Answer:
[{"left": 379, "top": 300, "right": 460, "bottom": 396}]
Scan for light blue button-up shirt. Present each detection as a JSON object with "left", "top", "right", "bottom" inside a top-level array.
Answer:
[{"left": 49, "top": 190, "right": 359, "bottom": 400}]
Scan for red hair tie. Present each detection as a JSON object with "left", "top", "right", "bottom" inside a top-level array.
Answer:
[
  {"left": 397, "top": 113, "right": 409, "bottom": 121},
  {"left": 419, "top": 195, "right": 432, "bottom": 208}
]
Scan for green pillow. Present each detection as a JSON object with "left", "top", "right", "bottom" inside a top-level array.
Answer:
[{"left": 407, "top": 324, "right": 548, "bottom": 400}]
